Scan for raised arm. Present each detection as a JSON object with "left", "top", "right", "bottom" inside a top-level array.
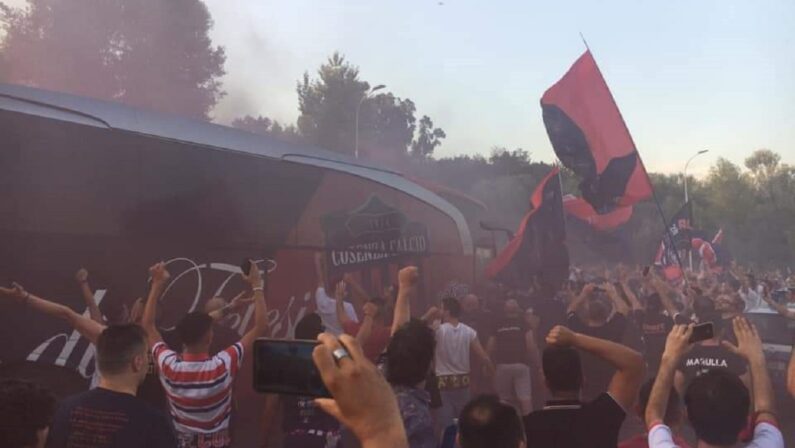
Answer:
[
  {"left": 761, "top": 294, "right": 795, "bottom": 319},
  {"left": 334, "top": 281, "right": 353, "bottom": 328},
  {"left": 621, "top": 280, "right": 644, "bottom": 313},
  {"left": 343, "top": 273, "right": 370, "bottom": 311},
  {"left": 142, "top": 262, "right": 170, "bottom": 347},
  {"left": 605, "top": 282, "right": 630, "bottom": 317},
  {"left": 547, "top": 325, "right": 645, "bottom": 411},
  {"left": 722, "top": 317, "right": 778, "bottom": 426},
  {"left": 567, "top": 284, "right": 594, "bottom": 315},
  {"left": 75, "top": 268, "right": 104, "bottom": 324},
  {"left": 0, "top": 282, "right": 105, "bottom": 343},
  {"left": 238, "top": 260, "right": 269, "bottom": 355},
  {"left": 391, "top": 266, "right": 418, "bottom": 335},
  {"left": 646, "top": 324, "right": 693, "bottom": 428},
  {"left": 314, "top": 252, "right": 327, "bottom": 290}
]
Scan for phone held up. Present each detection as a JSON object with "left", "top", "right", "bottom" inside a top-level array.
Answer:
[
  {"left": 241, "top": 259, "right": 268, "bottom": 290},
  {"left": 689, "top": 322, "right": 714, "bottom": 344},
  {"left": 253, "top": 339, "right": 331, "bottom": 398}
]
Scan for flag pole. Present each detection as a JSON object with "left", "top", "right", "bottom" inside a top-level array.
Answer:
[{"left": 581, "top": 36, "right": 687, "bottom": 277}]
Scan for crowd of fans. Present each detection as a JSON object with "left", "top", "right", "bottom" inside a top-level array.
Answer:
[{"left": 1, "top": 256, "right": 794, "bottom": 448}]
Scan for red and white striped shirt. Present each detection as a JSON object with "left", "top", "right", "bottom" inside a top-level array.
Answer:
[{"left": 153, "top": 341, "right": 243, "bottom": 435}]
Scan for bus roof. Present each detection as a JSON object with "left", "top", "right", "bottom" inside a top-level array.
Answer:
[{"left": 0, "top": 82, "right": 473, "bottom": 254}]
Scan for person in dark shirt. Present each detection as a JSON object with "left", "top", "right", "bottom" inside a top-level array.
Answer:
[
  {"left": 524, "top": 325, "right": 644, "bottom": 448},
  {"left": 566, "top": 283, "right": 631, "bottom": 400},
  {"left": 674, "top": 316, "right": 748, "bottom": 395},
  {"left": 46, "top": 324, "right": 176, "bottom": 448},
  {"left": 632, "top": 294, "right": 674, "bottom": 374},
  {"left": 0, "top": 379, "right": 56, "bottom": 448},
  {"left": 487, "top": 299, "right": 542, "bottom": 416}
]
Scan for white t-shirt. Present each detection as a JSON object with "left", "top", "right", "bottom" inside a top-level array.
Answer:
[
  {"left": 648, "top": 422, "right": 783, "bottom": 448},
  {"left": 434, "top": 322, "right": 478, "bottom": 376},
  {"left": 315, "top": 287, "right": 358, "bottom": 336},
  {"left": 738, "top": 288, "right": 762, "bottom": 311}
]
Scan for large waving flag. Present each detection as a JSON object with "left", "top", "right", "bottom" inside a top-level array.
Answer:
[
  {"left": 486, "top": 168, "right": 569, "bottom": 291},
  {"left": 541, "top": 51, "right": 653, "bottom": 212},
  {"left": 563, "top": 195, "right": 632, "bottom": 231}
]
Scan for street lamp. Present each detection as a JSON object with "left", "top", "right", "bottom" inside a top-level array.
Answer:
[
  {"left": 684, "top": 149, "right": 709, "bottom": 203},
  {"left": 355, "top": 84, "right": 386, "bottom": 159},
  {"left": 683, "top": 149, "right": 709, "bottom": 270}
]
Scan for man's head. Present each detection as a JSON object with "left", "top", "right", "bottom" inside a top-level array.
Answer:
[
  {"left": 638, "top": 378, "right": 682, "bottom": 428},
  {"left": 458, "top": 395, "right": 525, "bottom": 448},
  {"left": 385, "top": 319, "right": 436, "bottom": 387},
  {"left": 294, "top": 313, "right": 324, "bottom": 340},
  {"left": 176, "top": 312, "right": 214, "bottom": 351},
  {"left": 503, "top": 299, "right": 521, "bottom": 317},
  {"left": 0, "top": 379, "right": 55, "bottom": 448},
  {"left": 96, "top": 324, "right": 149, "bottom": 385},
  {"left": 461, "top": 294, "right": 480, "bottom": 315},
  {"left": 442, "top": 297, "right": 462, "bottom": 320},
  {"left": 684, "top": 369, "right": 750, "bottom": 446},
  {"left": 542, "top": 346, "right": 582, "bottom": 395}
]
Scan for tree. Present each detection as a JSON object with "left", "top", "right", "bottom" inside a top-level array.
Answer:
[
  {"left": 411, "top": 115, "right": 446, "bottom": 158},
  {"left": 296, "top": 52, "right": 443, "bottom": 163},
  {"left": 231, "top": 115, "right": 302, "bottom": 143},
  {"left": 0, "top": 0, "right": 226, "bottom": 120}
]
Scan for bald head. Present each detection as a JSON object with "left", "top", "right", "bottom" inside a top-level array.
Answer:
[{"left": 461, "top": 294, "right": 480, "bottom": 314}]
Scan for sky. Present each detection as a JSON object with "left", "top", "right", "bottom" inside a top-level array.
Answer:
[{"left": 6, "top": 0, "right": 795, "bottom": 175}]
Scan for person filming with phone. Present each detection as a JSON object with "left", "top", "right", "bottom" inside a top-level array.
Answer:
[{"left": 646, "top": 318, "right": 784, "bottom": 448}]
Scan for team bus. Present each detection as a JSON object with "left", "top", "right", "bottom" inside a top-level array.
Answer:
[{"left": 0, "top": 82, "right": 483, "bottom": 443}]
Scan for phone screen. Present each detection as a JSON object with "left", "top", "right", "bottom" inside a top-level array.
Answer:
[
  {"left": 253, "top": 339, "right": 330, "bottom": 397},
  {"left": 689, "top": 322, "right": 714, "bottom": 344}
]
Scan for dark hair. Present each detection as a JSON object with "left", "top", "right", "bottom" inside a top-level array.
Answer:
[
  {"left": 646, "top": 293, "right": 663, "bottom": 314},
  {"left": 96, "top": 324, "right": 148, "bottom": 375},
  {"left": 587, "top": 298, "right": 610, "bottom": 323},
  {"left": 0, "top": 379, "right": 55, "bottom": 448},
  {"left": 639, "top": 378, "right": 681, "bottom": 426},
  {"left": 442, "top": 297, "right": 461, "bottom": 318},
  {"left": 176, "top": 312, "right": 213, "bottom": 347},
  {"left": 542, "top": 346, "right": 582, "bottom": 393},
  {"left": 295, "top": 313, "right": 324, "bottom": 340},
  {"left": 386, "top": 319, "right": 435, "bottom": 387},
  {"left": 685, "top": 369, "right": 750, "bottom": 446},
  {"left": 459, "top": 395, "right": 524, "bottom": 448}
]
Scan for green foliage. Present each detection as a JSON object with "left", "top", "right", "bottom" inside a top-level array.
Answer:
[
  {"left": 0, "top": 0, "right": 226, "bottom": 120},
  {"left": 230, "top": 115, "right": 302, "bottom": 143}
]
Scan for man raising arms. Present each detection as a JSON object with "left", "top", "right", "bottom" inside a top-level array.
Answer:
[{"left": 141, "top": 261, "right": 268, "bottom": 448}]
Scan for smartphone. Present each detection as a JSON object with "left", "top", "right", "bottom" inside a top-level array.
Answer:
[
  {"left": 689, "top": 322, "right": 714, "bottom": 344},
  {"left": 253, "top": 339, "right": 330, "bottom": 398},
  {"left": 642, "top": 266, "right": 651, "bottom": 277}
]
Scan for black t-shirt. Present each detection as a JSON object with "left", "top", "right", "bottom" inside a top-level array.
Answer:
[
  {"left": 531, "top": 298, "right": 567, "bottom": 345},
  {"left": 493, "top": 317, "right": 529, "bottom": 365},
  {"left": 633, "top": 310, "right": 673, "bottom": 370},
  {"left": 677, "top": 343, "right": 748, "bottom": 385},
  {"left": 567, "top": 313, "right": 627, "bottom": 399},
  {"left": 524, "top": 393, "right": 626, "bottom": 448},
  {"left": 46, "top": 388, "right": 177, "bottom": 448}
]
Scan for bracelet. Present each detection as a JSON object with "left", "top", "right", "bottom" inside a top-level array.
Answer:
[{"left": 252, "top": 286, "right": 264, "bottom": 292}]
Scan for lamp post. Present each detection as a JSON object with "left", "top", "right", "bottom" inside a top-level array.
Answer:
[
  {"left": 355, "top": 84, "right": 386, "bottom": 159},
  {"left": 683, "top": 149, "right": 709, "bottom": 270}
]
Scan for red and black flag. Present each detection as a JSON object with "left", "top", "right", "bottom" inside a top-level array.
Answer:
[
  {"left": 485, "top": 167, "right": 569, "bottom": 291},
  {"left": 563, "top": 194, "right": 632, "bottom": 231},
  {"left": 541, "top": 51, "right": 653, "bottom": 212}
]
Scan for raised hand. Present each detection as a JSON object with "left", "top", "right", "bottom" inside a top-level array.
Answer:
[
  {"left": 334, "top": 280, "right": 348, "bottom": 301},
  {"left": 0, "top": 282, "right": 28, "bottom": 302},
  {"left": 313, "top": 334, "right": 407, "bottom": 447},
  {"left": 546, "top": 325, "right": 577, "bottom": 347},
  {"left": 75, "top": 268, "right": 89, "bottom": 283},
  {"left": 148, "top": 262, "right": 171, "bottom": 287},
  {"left": 722, "top": 317, "right": 765, "bottom": 363},
  {"left": 661, "top": 324, "right": 694, "bottom": 362},
  {"left": 398, "top": 266, "right": 419, "bottom": 288},
  {"left": 241, "top": 259, "right": 263, "bottom": 288}
]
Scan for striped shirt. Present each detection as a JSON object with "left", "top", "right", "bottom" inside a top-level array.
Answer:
[{"left": 153, "top": 341, "right": 243, "bottom": 435}]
